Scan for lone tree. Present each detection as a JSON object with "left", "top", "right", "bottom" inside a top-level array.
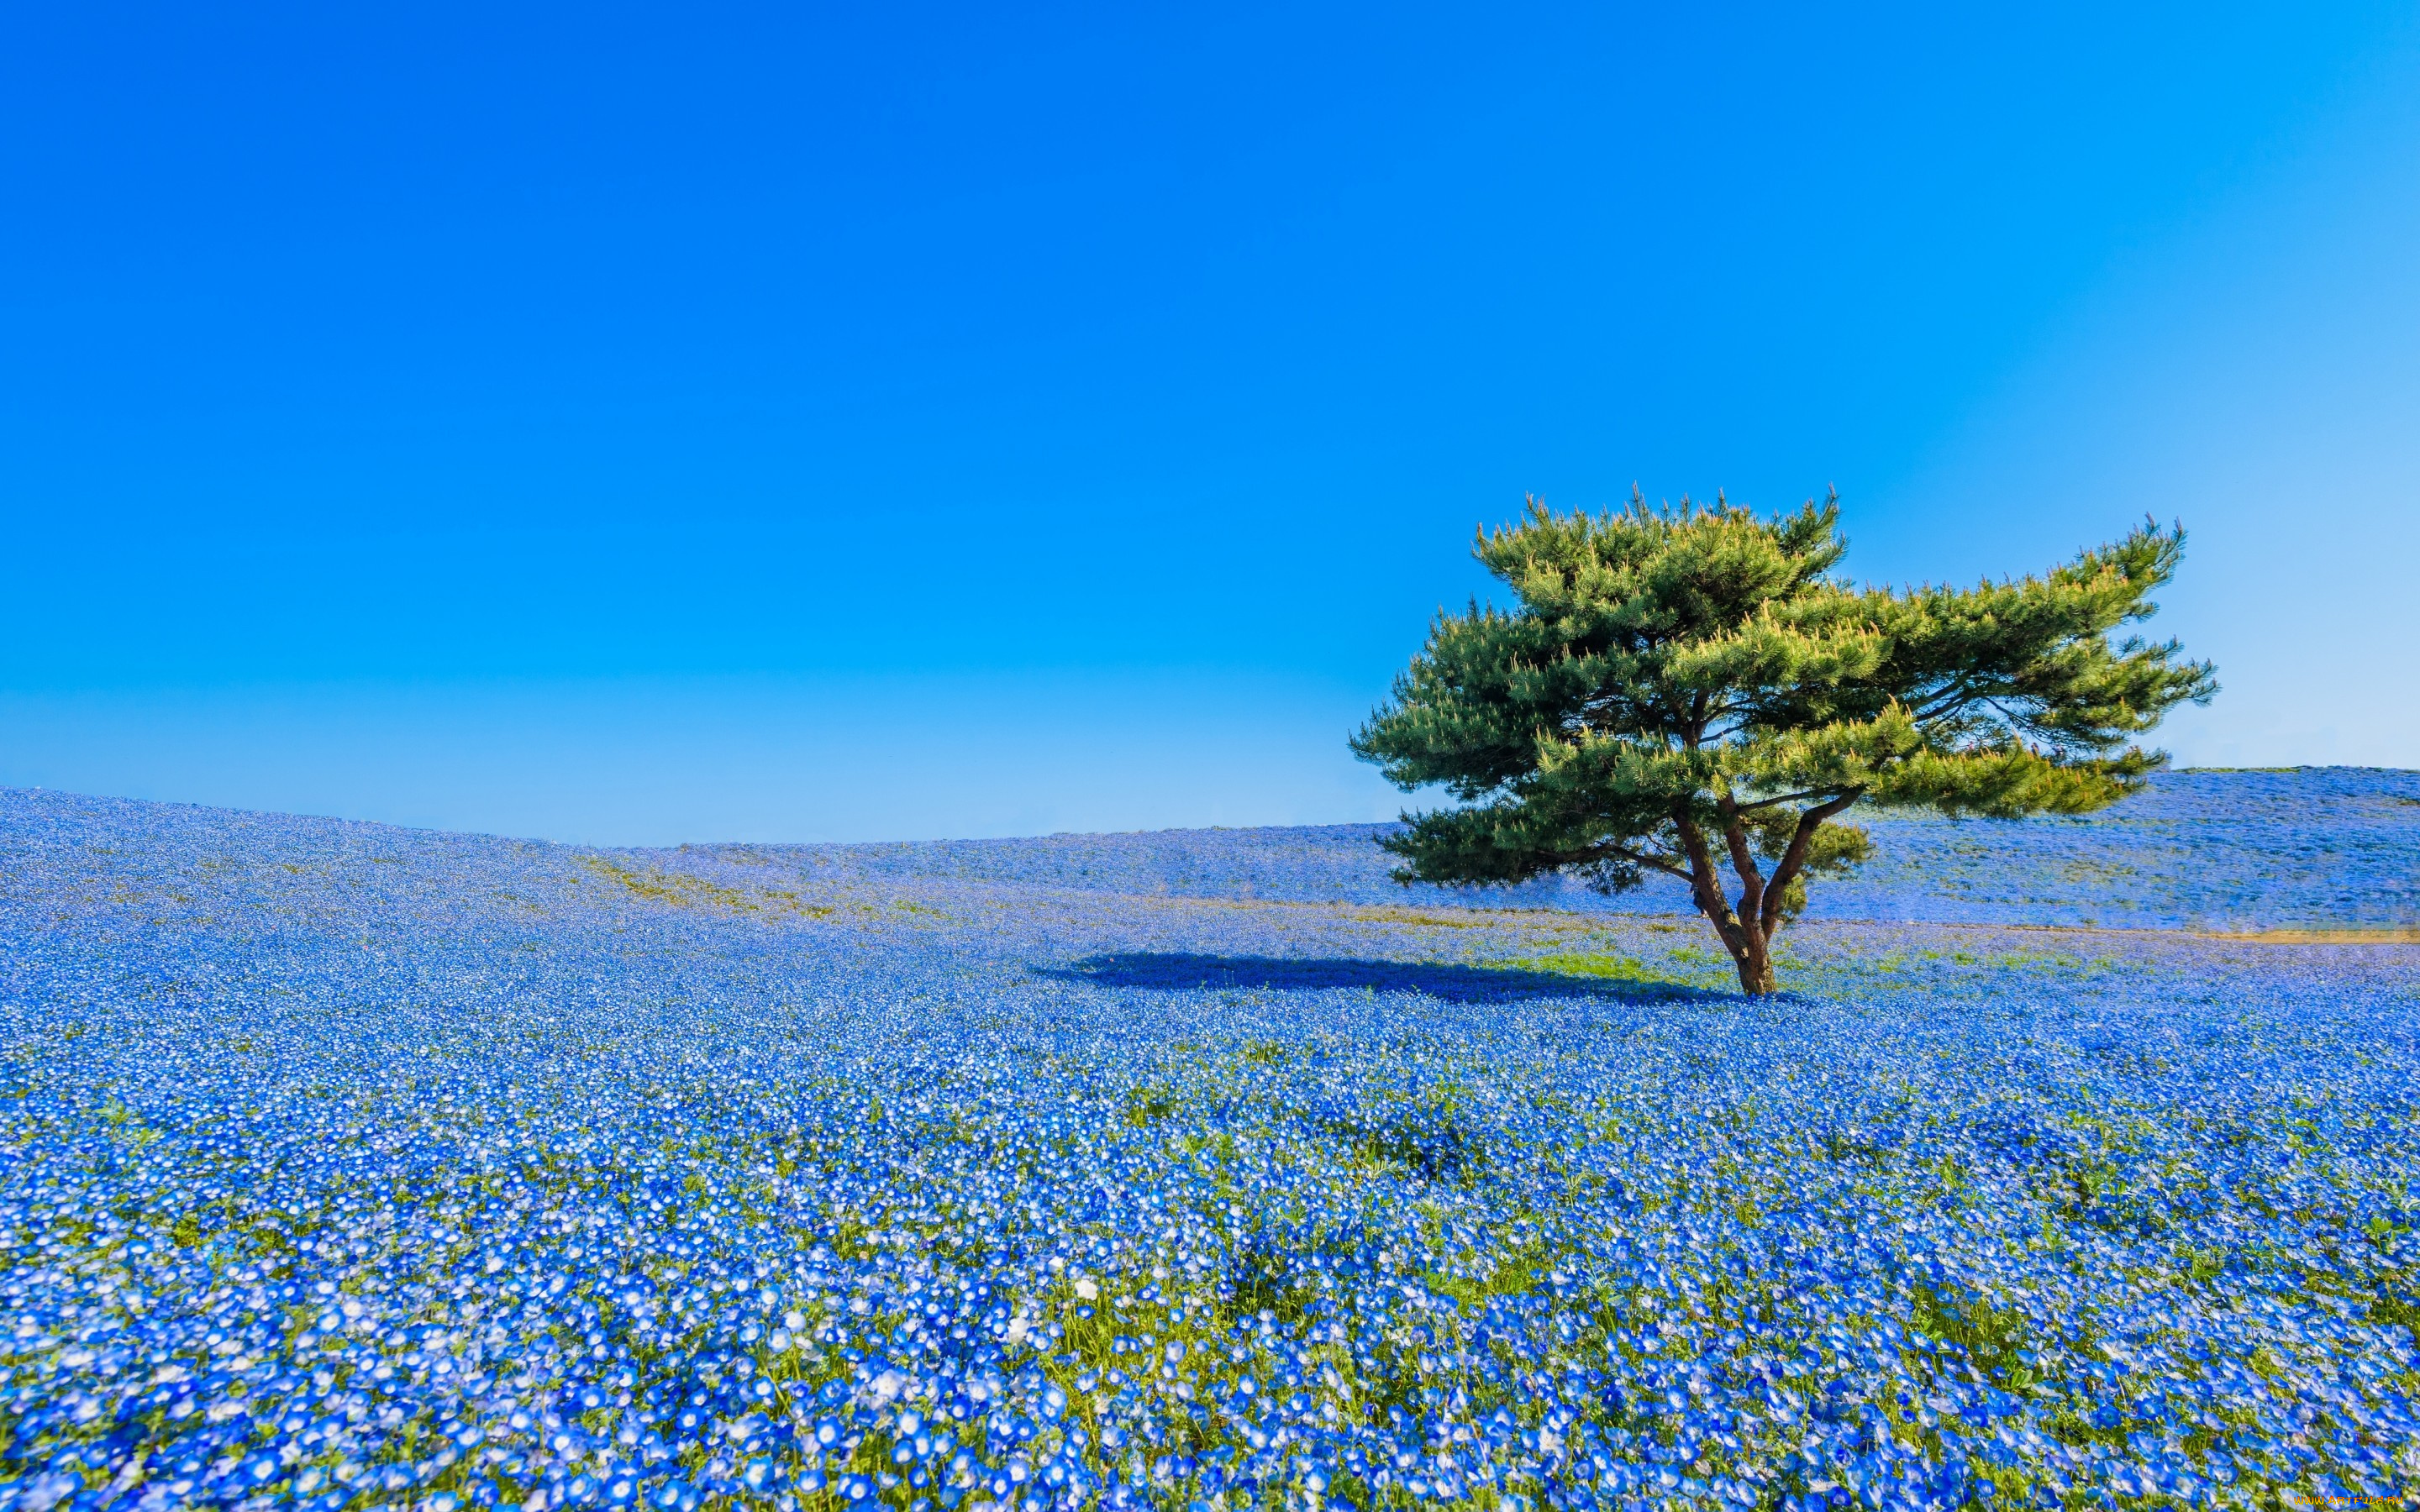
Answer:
[{"left": 1351, "top": 491, "right": 2215, "bottom": 995}]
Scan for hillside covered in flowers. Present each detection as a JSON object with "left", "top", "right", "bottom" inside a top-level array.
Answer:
[{"left": 1, "top": 770, "right": 2414, "bottom": 1510}]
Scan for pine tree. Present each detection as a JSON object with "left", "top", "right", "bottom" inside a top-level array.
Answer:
[{"left": 1351, "top": 491, "right": 2216, "bottom": 995}]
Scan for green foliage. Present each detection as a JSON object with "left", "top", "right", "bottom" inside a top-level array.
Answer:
[{"left": 1353, "top": 491, "right": 2213, "bottom": 992}]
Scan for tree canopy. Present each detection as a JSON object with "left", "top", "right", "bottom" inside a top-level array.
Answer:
[{"left": 1351, "top": 491, "right": 2216, "bottom": 994}]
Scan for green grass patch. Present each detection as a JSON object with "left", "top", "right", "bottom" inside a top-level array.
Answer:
[
  {"left": 1490, "top": 950, "right": 1707, "bottom": 990},
  {"left": 578, "top": 856, "right": 835, "bottom": 919}
]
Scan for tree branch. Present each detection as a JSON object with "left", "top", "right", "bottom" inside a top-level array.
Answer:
[
  {"left": 1733, "top": 789, "right": 1833, "bottom": 812},
  {"left": 1756, "top": 788, "right": 1865, "bottom": 941},
  {"left": 1715, "top": 790, "right": 1765, "bottom": 927},
  {"left": 1910, "top": 679, "right": 1982, "bottom": 722},
  {"left": 1672, "top": 814, "right": 1749, "bottom": 962},
  {"left": 1599, "top": 843, "right": 1694, "bottom": 883}
]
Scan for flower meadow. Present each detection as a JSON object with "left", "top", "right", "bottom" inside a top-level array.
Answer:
[{"left": 0, "top": 773, "right": 2414, "bottom": 1512}]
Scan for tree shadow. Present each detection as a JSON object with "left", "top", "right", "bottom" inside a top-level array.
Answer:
[{"left": 1037, "top": 953, "right": 1724, "bottom": 1004}]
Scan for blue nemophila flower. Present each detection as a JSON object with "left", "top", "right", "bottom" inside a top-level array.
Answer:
[{"left": 0, "top": 774, "right": 2416, "bottom": 1509}]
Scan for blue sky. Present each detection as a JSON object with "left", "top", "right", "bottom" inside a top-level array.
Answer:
[{"left": 4, "top": 2, "right": 2416, "bottom": 843}]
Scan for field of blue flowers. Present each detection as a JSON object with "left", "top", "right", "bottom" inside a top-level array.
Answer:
[{"left": 2, "top": 771, "right": 2414, "bottom": 1512}]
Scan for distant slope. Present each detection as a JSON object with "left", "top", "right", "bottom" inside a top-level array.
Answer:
[
  {"left": 3, "top": 767, "right": 2413, "bottom": 933},
  {"left": 1827, "top": 767, "right": 2419, "bottom": 930},
  {"left": 682, "top": 767, "right": 2420, "bottom": 931}
]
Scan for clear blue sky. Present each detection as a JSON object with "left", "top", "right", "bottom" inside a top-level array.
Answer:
[{"left": 5, "top": 3, "right": 2416, "bottom": 843}]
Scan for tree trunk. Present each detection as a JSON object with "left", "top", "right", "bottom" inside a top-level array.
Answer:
[
  {"left": 1675, "top": 812, "right": 1784, "bottom": 995},
  {"left": 1732, "top": 929, "right": 1778, "bottom": 995}
]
